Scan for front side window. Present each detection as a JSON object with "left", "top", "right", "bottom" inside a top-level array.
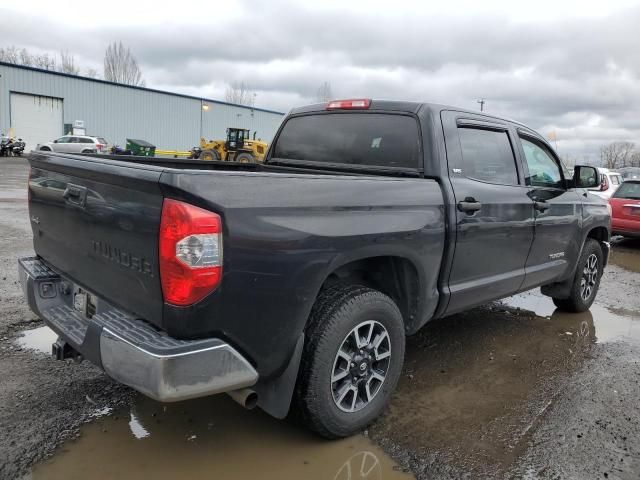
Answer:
[
  {"left": 56, "top": 136, "right": 71, "bottom": 143},
  {"left": 520, "top": 137, "right": 563, "bottom": 188},
  {"left": 457, "top": 127, "right": 519, "bottom": 185},
  {"left": 272, "top": 113, "right": 420, "bottom": 169}
]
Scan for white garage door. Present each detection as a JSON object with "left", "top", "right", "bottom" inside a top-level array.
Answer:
[{"left": 10, "top": 93, "right": 63, "bottom": 153}]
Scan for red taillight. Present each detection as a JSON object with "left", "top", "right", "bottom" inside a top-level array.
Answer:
[
  {"left": 95, "top": 143, "right": 104, "bottom": 151},
  {"left": 326, "top": 99, "right": 371, "bottom": 110},
  {"left": 600, "top": 175, "right": 609, "bottom": 191},
  {"left": 159, "top": 199, "right": 222, "bottom": 306}
]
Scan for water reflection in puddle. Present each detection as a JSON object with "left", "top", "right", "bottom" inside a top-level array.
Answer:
[
  {"left": 500, "top": 290, "right": 640, "bottom": 343},
  {"left": 29, "top": 395, "right": 412, "bottom": 480},
  {"left": 16, "top": 326, "right": 57, "bottom": 354}
]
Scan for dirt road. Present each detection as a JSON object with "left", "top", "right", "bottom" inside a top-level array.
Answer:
[{"left": 1, "top": 157, "right": 638, "bottom": 479}]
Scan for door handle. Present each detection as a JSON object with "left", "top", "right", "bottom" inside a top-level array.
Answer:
[
  {"left": 63, "top": 184, "right": 87, "bottom": 207},
  {"left": 457, "top": 198, "right": 482, "bottom": 213},
  {"left": 534, "top": 201, "right": 549, "bottom": 212}
]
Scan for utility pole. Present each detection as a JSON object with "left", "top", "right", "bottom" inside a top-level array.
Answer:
[{"left": 477, "top": 98, "right": 486, "bottom": 112}]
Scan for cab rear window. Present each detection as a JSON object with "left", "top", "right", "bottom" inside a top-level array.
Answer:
[{"left": 272, "top": 113, "right": 420, "bottom": 169}]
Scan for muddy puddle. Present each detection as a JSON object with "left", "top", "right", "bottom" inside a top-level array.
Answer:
[
  {"left": 370, "top": 290, "right": 640, "bottom": 477},
  {"left": 26, "top": 395, "right": 412, "bottom": 480},
  {"left": 16, "top": 326, "right": 57, "bottom": 354}
]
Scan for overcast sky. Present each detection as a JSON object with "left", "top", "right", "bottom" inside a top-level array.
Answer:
[{"left": 2, "top": 0, "right": 640, "bottom": 161}]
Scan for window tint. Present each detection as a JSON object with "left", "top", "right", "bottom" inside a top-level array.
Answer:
[
  {"left": 79, "top": 137, "right": 93, "bottom": 143},
  {"left": 272, "top": 113, "right": 420, "bottom": 169},
  {"left": 520, "top": 138, "right": 563, "bottom": 188},
  {"left": 612, "top": 182, "right": 640, "bottom": 199},
  {"left": 458, "top": 128, "right": 518, "bottom": 184},
  {"left": 69, "top": 137, "right": 80, "bottom": 143}
]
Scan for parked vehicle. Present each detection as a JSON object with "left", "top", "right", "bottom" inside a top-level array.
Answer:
[
  {"left": 0, "top": 135, "right": 11, "bottom": 156},
  {"left": 589, "top": 167, "right": 623, "bottom": 199},
  {"left": 109, "top": 145, "right": 133, "bottom": 155},
  {"left": 10, "top": 138, "right": 25, "bottom": 156},
  {"left": 20, "top": 100, "right": 610, "bottom": 438},
  {"left": 37, "top": 135, "right": 109, "bottom": 154},
  {"left": 619, "top": 166, "right": 640, "bottom": 180},
  {"left": 198, "top": 128, "right": 268, "bottom": 162},
  {"left": 609, "top": 180, "right": 640, "bottom": 238},
  {"left": 187, "top": 146, "right": 202, "bottom": 159}
]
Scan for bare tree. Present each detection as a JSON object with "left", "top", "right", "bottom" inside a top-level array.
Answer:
[
  {"left": 0, "top": 46, "right": 20, "bottom": 64},
  {"left": 600, "top": 141, "right": 635, "bottom": 169},
  {"left": 631, "top": 151, "right": 640, "bottom": 168},
  {"left": 225, "top": 81, "right": 255, "bottom": 106},
  {"left": 33, "top": 53, "right": 56, "bottom": 70},
  {"left": 103, "top": 41, "right": 145, "bottom": 86},
  {"left": 84, "top": 68, "right": 99, "bottom": 79},
  {"left": 59, "top": 51, "right": 79, "bottom": 75},
  {"left": 315, "top": 81, "right": 333, "bottom": 103}
]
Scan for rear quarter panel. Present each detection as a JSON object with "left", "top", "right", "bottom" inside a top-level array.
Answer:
[{"left": 159, "top": 170, "right": 445, "bottom": 378}]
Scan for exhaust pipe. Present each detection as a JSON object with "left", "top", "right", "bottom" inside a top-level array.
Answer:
[{"left": 227, "top": 388, "right": 258, "bottom": 410}]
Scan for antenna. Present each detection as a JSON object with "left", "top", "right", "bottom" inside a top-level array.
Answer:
[{"left": 477, "top": 98, "right": 486, "bottom": 112}]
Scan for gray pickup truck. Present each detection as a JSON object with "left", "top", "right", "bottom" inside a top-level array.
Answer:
[{"left": 19, "top": 99, "right": 610, "bottom": 438}]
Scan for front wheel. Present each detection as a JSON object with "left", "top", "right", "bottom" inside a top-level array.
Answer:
[
  {"left": 553, "top": 238, "right": 603, "bottom": 312},
  {"left": 295, "top": 285, "right": 405, "bottom": 438}
]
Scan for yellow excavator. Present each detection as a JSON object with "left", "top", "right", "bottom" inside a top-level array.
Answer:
[{"left": 197, "top": 128, "right": 268, "bottom": 163}]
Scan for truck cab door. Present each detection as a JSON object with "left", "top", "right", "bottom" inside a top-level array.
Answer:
[
  {"left": 516, "top": 133, "right": 583, "bottom": 289},
  {"left": 441, "top": 111, "right": 535, "bottom": 315}
]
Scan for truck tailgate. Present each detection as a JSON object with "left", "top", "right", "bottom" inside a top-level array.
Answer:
[{"left": 28, "top": 154, "right": 164, "bottom": 323}]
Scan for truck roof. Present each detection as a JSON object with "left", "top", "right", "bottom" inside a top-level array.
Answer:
[{"left": 289, "top": 99, "right": 547, "bottom": 147}]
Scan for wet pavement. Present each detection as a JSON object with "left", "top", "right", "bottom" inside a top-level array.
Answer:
[{"left": 1, "top": 157, "right": 640, "bottom": 479}]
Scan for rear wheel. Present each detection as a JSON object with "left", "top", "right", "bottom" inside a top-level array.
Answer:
[
  {"left": 200, "top": 149, "right": 220, "bottom": 161},
  {"left": 295, "top": 285, "right": 405, "bottom": 438},
  {"left": 235, "top": 152, "right": 255, "bottom": 163},
  {"left": 39, "top": 146, "right": 51, "bottom": 151},
  {"left": 552, "top": 238, "right": 603, "bottom": 312}
]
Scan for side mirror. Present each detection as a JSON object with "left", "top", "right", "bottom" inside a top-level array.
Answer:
[{"left": 574, "top": 165, "right": 599, "bottom": 188}]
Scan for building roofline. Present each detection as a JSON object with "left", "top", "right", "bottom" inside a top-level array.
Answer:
[{"left": 0, "top": 61, "right": 285, "bottom": 116}]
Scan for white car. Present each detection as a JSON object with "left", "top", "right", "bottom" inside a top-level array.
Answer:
[
  {"left": 588, "top": 168, "right": 623, "bottom": 199},
  {"left": 37, "top": 135, "right": 109, "bottom": 154}
]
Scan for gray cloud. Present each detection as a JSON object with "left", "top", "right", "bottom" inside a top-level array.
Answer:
[{"left": 1, "top": 1, "right": 640, "bottom": 160}]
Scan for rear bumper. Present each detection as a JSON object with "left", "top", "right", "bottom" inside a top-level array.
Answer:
[{"left": 18, "top": 256, "right": 258, "bottom": 402}]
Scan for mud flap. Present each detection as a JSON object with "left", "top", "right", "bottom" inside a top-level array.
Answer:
[{"left": 254, "top": 333, "right": 304, "bottom": 419}]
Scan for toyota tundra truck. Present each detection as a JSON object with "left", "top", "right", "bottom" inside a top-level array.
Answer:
[{"left": 19, "top": 99, "right": 610, "bottom": 438}]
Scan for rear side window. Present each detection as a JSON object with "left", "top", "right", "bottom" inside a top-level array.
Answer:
[
  {"left": 610, "top": 175, "right": 621, "bottom": 185},
  {"left": 272, "top": 113, "right": 420, "bottom": 169},
  {"left": 613, "top": 182, "right": 640, "bottom": 199},
  {"left": 458, "top": 128, "right": 518, "bottom": 185}
]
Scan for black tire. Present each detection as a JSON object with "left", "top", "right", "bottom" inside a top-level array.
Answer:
[
  {"left": 295, "top": 285, "right": 405, "bottom": 438},
  {"left": 200, "top": 149, "right": 220, "bottom": 161},
  {"left": 39, "top": 146, "right": 51, "bottom": 151},
  {"left": 235, "top": 152, "right": 255, "bottom": 163},
  {"left": 552, "top": 238, "right": 603, "bottom": 313}
]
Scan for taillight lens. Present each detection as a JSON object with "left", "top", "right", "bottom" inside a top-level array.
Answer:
[
  {"left": 600, "top": 175, "right": 609, "bottom": 191},
  {"left": 159, "top": 199, "right": 222, "bottom": 306}
]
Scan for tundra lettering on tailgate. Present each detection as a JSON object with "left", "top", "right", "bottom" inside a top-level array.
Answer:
[{"left": 92, "top": 240, "right": 154, "bottom": 277}]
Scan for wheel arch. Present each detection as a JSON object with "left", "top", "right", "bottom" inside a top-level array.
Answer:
[{"left": 316, "top": 254, "right": 427, "bottom": 335}]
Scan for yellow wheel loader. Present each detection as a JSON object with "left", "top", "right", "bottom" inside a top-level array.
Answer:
[{"left": 199, "top": 128, "right": 268, "bottom": 163}]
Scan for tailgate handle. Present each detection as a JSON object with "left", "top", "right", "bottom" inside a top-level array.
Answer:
[{"left": 63, "top": 184, "right": 87, "bottom": 207}]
